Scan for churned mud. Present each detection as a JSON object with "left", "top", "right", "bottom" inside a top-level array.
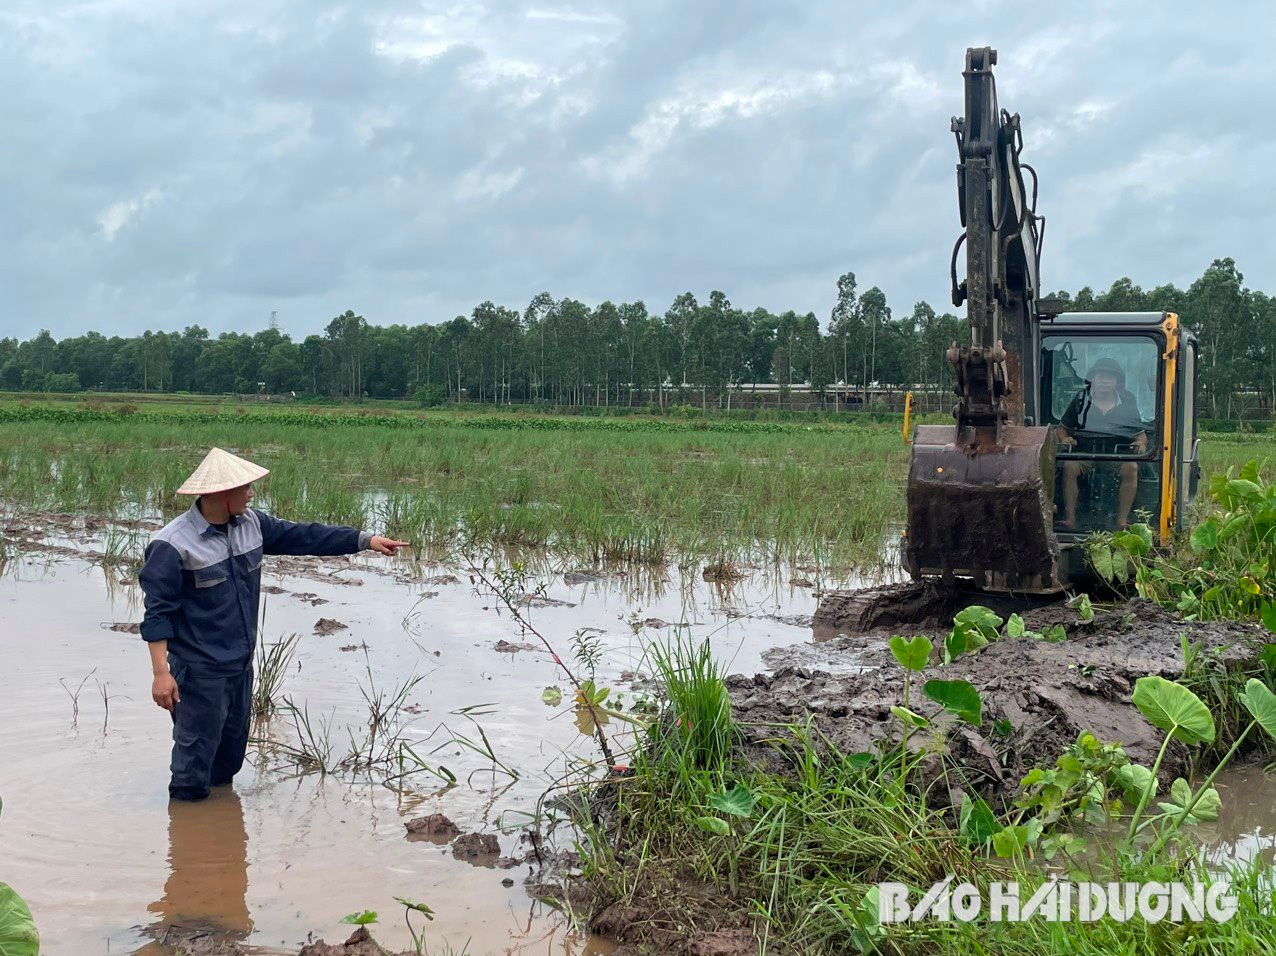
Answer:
[{"left": 738, "top": 585, "right": 1272, "bottom": 788}]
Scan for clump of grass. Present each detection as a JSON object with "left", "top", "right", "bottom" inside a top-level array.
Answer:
[{"left": 253, "top": 633, "right": 300, "bottom": 718}]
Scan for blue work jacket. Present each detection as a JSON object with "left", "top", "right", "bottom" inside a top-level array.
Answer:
[{"left": 138, "top": 502, "right": 371, "bottom": 673}]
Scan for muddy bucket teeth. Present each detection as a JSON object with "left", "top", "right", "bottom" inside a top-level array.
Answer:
[{"left": 904, "top": 424, "right": 1062, "bottom": 592}]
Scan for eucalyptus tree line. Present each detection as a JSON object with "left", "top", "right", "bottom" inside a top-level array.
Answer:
[{"left": 1, "top": 259, "right": 1269, "bottom": 419}]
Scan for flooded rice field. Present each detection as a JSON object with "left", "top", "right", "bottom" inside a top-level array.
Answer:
[
  {"left": 0, "top": 515, "right": 890, "bottom": 954},
  {"left": 2, "top": 515, "right": 1272, "bottom": 954}
]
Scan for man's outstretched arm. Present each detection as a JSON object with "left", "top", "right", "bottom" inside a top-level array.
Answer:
[{"left": 255, "top": 510, "right": 408, "bottom": 557}]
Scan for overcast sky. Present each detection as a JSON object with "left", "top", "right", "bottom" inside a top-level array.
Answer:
[{"left": 3, "top": 1, "right": 1273, "bottom": 340}]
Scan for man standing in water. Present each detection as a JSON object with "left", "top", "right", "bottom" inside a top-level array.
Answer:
[{"left": 139, "top": 447, "right": 408, "bottom": 801}]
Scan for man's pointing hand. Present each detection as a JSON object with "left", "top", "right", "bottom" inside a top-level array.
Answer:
[{"left": 369, "top": 536, "right": 411, "bottom": 556}]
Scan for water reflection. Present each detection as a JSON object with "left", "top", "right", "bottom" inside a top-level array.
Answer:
[{"left": 141, "top": 789, "right": 252, "bottom": 951}]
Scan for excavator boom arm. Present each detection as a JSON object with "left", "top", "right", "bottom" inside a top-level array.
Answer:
[{"left": 904, "top": 46, "right": 1061, "bottom": 593}]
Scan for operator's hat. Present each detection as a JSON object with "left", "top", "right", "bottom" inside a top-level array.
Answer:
[
  {"left": 177, "top": 447, "right": 270, "bottom": 495},
  {"left": 1086, "top": 357, "right": 1126, "bottom": 389}
]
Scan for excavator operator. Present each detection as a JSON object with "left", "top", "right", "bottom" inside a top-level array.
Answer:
[{"left": 1056, "top": 357, "right": 1148, "bottom": 529}]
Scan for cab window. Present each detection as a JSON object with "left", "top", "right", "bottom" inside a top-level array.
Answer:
[
  {"left": 1041, "top": 333, "right": 1162, "bottom": 533},
  {"left": 1041, "top": 334, "right": 1159, "bottom": 456}
]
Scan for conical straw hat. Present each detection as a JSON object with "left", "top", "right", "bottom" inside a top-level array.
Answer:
[{"left": 176, "top": 447, "right": 270, "bottom": 495}]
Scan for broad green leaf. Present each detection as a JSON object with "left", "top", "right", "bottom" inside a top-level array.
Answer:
[
  {"left": 1131, "top": 676, "right": 1215, "bottom": 744},
  {"left": 1043, "top": 624, "right": 1068, "bottom": 643},
  {"left": 1238, "top": 679, "right": 1276, "bottom": 740},
  {"left": 1261, "top": 603, "right": 1276, "bottom": 634},
  {"left": 393, "top": 897, "right": 435, "bottom": 919},
  {"left": 1114, "top": 763, "right": 1157, "bottom": 800},
  {"left": 943, "top": 628, "right": 968, "bottom": 664},
  {"left": 1074, "top": 594, "right": 1094, "bottom": 623},
  {"left": 1220, "top": 514, "right": 1251, "bottom": 542},
  {"left": 847, "top": 751, "right": 876, "bottom": 770},
  {"left": 992, "top": 825, "right": 1031, "bottom": 858},
  {"left": 889, "top": 635, "right": 932, "bottom": 672},
  {"left": 0, "top": 884, "right": 38, "bottom": 956},
  {"left": 1241, "top": 460, "right": 1261, "bottom": 483},
  {"left": 960, "top": 795, "right": 1000, "bottom": 844},
  {"left": 1190, "top": 519, "right": 1220, "bottom": 553},
  {"left": 342, "top": 910, "right": 379, "bottom": 925},
  {"left": 1158, "top": 778, "right": 1221, "bottom": 824},
  {"left": 923, "top": 679, "right": 983, "bottom": 726},
  {"left": 890, "top": 705, "right": 930, "bottom": 729},
  {"left": 1113, "top": 529, "right": 1151, "bottom": 557},
  {"left": 1262, "top": 644, "right": 1276, "bottom": 671},
  {"left": 541, "top": 686, "right": 563, "bottom": 706},
  {"left": 693, "top": 815, "right": 730, "bottom": 836},
  {"left": 955, "top": 605, "right": 1003, "bottom": 637},
  {"left": 1240, "top": 576, "right": 1262, "bottom": 595},
  {"left": 1005, "top": 613, "right": 1027, "bottom": 638},
  {"left": 1226, "top": 478, "right": 1263, "bottom": 502},
  {"left": 855, "top": 886, "right": 885, "bottom": 940},
  {"left": 707, "top": 785, "right": 756, "bottom": 819}
]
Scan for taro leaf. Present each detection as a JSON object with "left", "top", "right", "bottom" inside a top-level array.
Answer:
[
  {"left": 1238, "top": 678, "right": 1276, "bottom": 740},
  {"left": 1087, "top": 540, "right": 1115, "bottom": 581},
  {"left": 393, "top": 897, "right": 435, "bottom": 920},
  {"left": 694, "top": 815, "right": 731, "bottom": 836},
  {"left": 1226, "top": 478, "right": 1263, "bottom": 503},
  {"left": 1157, "top": 777, "right": 1221, "bottom": 825},
  {"left": 923, "top": 679, "right": 983, "bottom": 726},
  {"left": 944, "top": 628, "right": 968, "bottom": 664},
  {"left": 1221, "top": 514, "right": 1251, "bottom": 543},
  {"left": 1114, "top": 763, "right": 1157, "bottom": 801},
  {"left": 0, "top": 884, "right": 39, "bottom": 956},
  {"left": 1131, "top": 676, "right": 1215, "bottom": 744},
  {"left": 847, "top": 752, "right": 876, "bottom": 770},
  {"left": 1112, "top": 530, "right": 1149, "bottom": 558},
  {"left": 1263, "top": 644, "right": 1276, "bottom": 671},
  {"left": 992, "top": 825, "right": 1031, "bottom": 858},
  {"left": 1240, "top": 576, "right": 1261, "bottom": 595},
  {"left": 707, "top": 785, "right": 756, "bottom": 819},
  {"left": 1043, "top": 624, "right": 1068, "bottom": 643},
  {"left": 993, "top": 718, "right": 1013, "bottom": 738},
  {"left": 1261, "top": 603, "right": 1276, "bottom": 634},
  {"left": 342, "top": 910, "right": 379, "bottom": 925},
  {"left": 1241, "top": 459, "right": 1261, "bottom": 483},
  {"left": 889, "top": 635, "right": 932, "bottom": 672},
  {"left": 1190, "top": 519, "right": 1220, "bottom": 553},
  {"left": 541, "top": 686, "right": 563, "bottom": 706},
  {"left": 1005, "top": 613, "right": 1027, "bottom": 638},
  {"left": 955, "top": 605, "right": 1003, "bottom": 639},
  {"left": 890, "top": 705, "right": 930, "bottom": 729},
  {"left": 855, "top": 886, "right": 885, "bottom": 941},
  {"left": 1074, "top": 594, "right": 1094, "bottom": 623},
  {"left": 960, "top": 795, "right": 1000, "bottom": 844}
]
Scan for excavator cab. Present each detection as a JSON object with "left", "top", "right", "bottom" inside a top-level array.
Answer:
[{"left": 1041, "top": 311, "right": 1200, "bottom": 580}]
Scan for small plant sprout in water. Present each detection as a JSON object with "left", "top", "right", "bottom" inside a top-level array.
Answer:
[{"left": 58, "top": 669, "right": 96, "bottom": 728}]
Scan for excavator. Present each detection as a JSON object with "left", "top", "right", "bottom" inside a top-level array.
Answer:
[{"left": 903, "top": 47, "right": 1200, "bottom": 593}]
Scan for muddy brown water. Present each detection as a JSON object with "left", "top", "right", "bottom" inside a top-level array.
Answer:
[
  {"left": 2, "top": 526, "right": 1272, "bottom": 954},
  {"left": 0, "top": 527, "right": 891, "bottom": 955}
]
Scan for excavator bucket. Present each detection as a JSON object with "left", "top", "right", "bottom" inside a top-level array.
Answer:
[{"left": 904, "top": 424, "right": 1062, "bottom": 592}]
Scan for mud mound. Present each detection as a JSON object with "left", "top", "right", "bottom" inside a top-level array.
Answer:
[{"left": 732, "top": 597, "right": 1269, "bottom": 792}]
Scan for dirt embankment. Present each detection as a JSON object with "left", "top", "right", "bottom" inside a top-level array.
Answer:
[{"left": 732, "top": 585, "right": 1271, "bottom": 791}]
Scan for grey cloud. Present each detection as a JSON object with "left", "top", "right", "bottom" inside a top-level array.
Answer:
[{"left": 1, "top": 0, "right": 1274, "bottom": 340}]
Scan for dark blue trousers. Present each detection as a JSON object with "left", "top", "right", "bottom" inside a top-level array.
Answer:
[{"left": 168, "top": 657, "right": 253, "bottom": 801}]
